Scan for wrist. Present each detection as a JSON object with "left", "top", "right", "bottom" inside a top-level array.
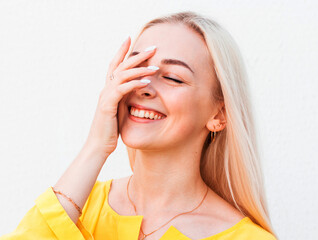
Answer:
[{"left": 79, "top": 143, "right": 109, "bottom": 165}]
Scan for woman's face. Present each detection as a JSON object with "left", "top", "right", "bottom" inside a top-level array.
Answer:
[{"left": 118, "top": 23, "right": 219, "bottom": 150}]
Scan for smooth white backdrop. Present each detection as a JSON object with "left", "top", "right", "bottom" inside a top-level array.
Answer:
[{"left": 0, "top": 1, "right": 317, "bottom": 239}]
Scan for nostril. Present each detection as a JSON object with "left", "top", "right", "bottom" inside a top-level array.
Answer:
[{"left": 143, "top": 93, "right": 151, "bottom": 96}]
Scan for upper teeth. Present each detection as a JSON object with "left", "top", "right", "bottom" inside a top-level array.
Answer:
[{"left": 130, "top": 107, "right": 165, "bottom": 120}]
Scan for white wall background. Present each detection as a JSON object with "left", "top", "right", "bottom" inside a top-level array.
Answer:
[{"left": 0, "top": 0, "right": 317, "bottom": 239}]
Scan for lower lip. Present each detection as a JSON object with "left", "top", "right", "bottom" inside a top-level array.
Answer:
[{"left": 128, "top": 111, "right": 165, "bottom": 123}]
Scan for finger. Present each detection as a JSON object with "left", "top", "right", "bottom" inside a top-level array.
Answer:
[
  {"left": 114, "top": 80, "right": 151, "bottom": 102},
  {"left": 116, "top": 66, "right": 159, "bottom": 83},
  {"left": 116, "top": 46, "right": 157, "bottom": 72},
  {"left": 108, "top": 37, "right": 131, "bottom": 74}
]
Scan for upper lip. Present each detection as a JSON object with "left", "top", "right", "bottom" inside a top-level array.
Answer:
[{"left": 128, "top": 103, "right": 166, "bottom": 116}]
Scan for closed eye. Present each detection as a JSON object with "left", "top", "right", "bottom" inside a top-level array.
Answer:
[{"left": 163, "top": 76, "right": 183, "bottom": 84}]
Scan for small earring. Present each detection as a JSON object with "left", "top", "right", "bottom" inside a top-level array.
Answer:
[{"left": 211, "top": 131, "right": 216, "bottom": 143}]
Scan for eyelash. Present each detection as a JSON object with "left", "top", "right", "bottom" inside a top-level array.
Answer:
[
  {"left": 163, "top": 76, "right": 183, "bottom": 84},
  {"left": 135, "top": 64, "right": 184, "bottom": 84}
]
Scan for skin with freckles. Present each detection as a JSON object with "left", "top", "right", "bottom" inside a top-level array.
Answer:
[{"left": 113, "top": 23, "right": 244, "bottom": 240}]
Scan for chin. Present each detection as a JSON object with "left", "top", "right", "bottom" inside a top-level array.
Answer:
[
  {"left": 121, "top": 131, "right": 149, "bottom": 149},
  {"left": 121, "top": 130, "right": 169, "bottom": 151}
]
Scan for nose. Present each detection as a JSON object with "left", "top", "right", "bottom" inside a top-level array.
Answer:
[{"left": 134, "top": 77, "right": 157, "bottom": 98}]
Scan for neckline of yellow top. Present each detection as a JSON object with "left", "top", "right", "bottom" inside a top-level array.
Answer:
[{"left": 105, "top": 179, "right": 251, "bottom": 240}]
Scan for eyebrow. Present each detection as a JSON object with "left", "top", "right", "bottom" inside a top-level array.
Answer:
[{"left": 128, "top": 51, "right": 194, "bottom": 74}]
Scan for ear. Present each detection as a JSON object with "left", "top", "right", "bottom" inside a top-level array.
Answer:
[{"left": 206, "top": 104, "right": 227, "bottom": 132}]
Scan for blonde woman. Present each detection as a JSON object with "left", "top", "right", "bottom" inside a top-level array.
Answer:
[{"left": 1, "top": 12, "right": 277, "bottom": 240}]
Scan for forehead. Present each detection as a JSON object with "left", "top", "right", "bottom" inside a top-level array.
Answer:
[{"left": 133, "top": 23, "right": 213, "bottom": 73}]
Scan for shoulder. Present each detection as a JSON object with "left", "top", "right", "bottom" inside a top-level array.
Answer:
[
  {"left": 191, "top": 190, "right": 276, "bottom": 240},
  {"left": 84, "top": 176, "right": 128, "bottom": 209},
  {"left": 86, "top": 178, "right": 116, "bottom": 202},
  {"left": 232, "top": 217, "right": 277, "bottom": 240},
  {"left": 93, "top": 176, "right": 129, "bottom": 192},
  {"left": 93, "top": 178, "right": 113, "bottom": 193},
  {"left": 81, "top": 178, "right": 113, "bottom": 216}
]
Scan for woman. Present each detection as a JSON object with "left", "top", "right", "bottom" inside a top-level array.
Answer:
[{"left": 1, "top": 11, "right": 277, "bottom": 240}]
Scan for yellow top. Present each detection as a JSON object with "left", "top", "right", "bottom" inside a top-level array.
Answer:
[{"left": 1, "top": 179, "right": 276, "bottom": 240}]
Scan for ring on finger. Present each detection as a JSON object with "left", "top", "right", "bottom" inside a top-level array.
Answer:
[{"left": 110, "top": 73, "right": 115, "bottom": 81}]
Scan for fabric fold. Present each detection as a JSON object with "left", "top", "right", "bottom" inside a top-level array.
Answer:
[{"left": 35, "top": 187, "right": 91, "bottom": 240}]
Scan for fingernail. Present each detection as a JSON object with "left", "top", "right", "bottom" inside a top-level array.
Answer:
[
  {"left": 122, "top": 36, "right": 130, "bottom": 45},
  {"left": 147, "top": 66, "right": 159, "bottom": 70},
  {"left": 144, "top": 46, "right": 157, "bottom": 52},
  {"left": 140, "top": 79, "right": 151, "bottom": 84}
]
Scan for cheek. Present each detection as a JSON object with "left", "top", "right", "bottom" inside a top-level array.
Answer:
[
  {"left": 117, "top": 101, "right": 128, "bottom": 132},
  {"left": 169, "top": 97, "right": 199, "bottom": 128},
  {"left": 178, "top": 91, "right": 212, "bottom": 126},
  {"left": 166, "top": 88, "right": 202, "bottom": 116}
]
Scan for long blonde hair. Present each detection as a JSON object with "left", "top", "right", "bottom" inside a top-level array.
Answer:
[{"left": 126, "top": 11, "right": 276, "bottom": 237}]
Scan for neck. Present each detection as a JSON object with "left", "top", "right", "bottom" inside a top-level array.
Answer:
[{"left": 128, "top": 143, "right": 208, "bottom": 215}]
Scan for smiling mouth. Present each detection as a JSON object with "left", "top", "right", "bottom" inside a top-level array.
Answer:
[{"left": 128, "top": 106, "right": 166, "bottom": 120}]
